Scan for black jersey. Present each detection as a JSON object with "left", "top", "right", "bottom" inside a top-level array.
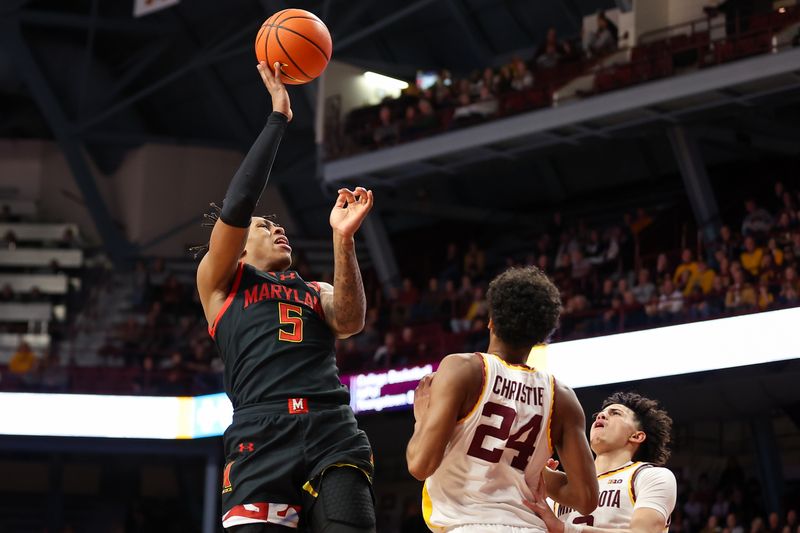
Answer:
[{"left": 209, "top": 263, "right": 350, "bottom": 409}]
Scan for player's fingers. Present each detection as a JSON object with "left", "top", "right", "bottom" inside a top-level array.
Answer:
[
  {"left": 257, "top": 61, "right": 270, "bottom": 83},
  {"left": 354, "top": 186, "right": 368, "bottom": 202},
  {"left": 340, "top": 188, "right": 357, "bottom": 206},
  {"left": 418, "top": 373, "right": 433, "bottom": 391},
  {"left": 363, "top": 189, "right": 374, "bottom": 209},
  {"left": 358, "top": 189, "right": 373, "bottom": 211},
  {"left": 333, "top": 191, "right": 347, "bottom": 209},
  {"left": 273, "top": 61, "right": 283, "bottom": 81},
  {"left": 522, "top": 499, "right": 540, "bottom": 514}
]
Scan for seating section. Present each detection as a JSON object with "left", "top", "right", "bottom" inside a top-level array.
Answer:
[
  {"left": 0, "top": 207, "right": 82, "bottom": 363},
  {"left": 333, "top": 6, "right": 800, "bottom": 159}
]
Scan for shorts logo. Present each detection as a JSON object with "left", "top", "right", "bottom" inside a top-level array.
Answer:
[
  {"left": 222, "top": 461, "right": 234, "bottom": 494},
  {"left": 288, "top": 398, "right": 308, "bottom": 414},
  {"left": 238, "top": 442, "right": 255, "bottom": 453}
]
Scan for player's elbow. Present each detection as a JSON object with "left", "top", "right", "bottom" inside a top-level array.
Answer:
[
  {"left": 334, "top": 317, "right": 365, "bottom": 338},
  {"left": 574, "top": 483, "right": 599, "bottom": 516},
  {"left": 406, "top": 451, "right": 438, "bottom": 481},
  {"left": 407, "top": 459, "right": 434, "bottom": 481}
]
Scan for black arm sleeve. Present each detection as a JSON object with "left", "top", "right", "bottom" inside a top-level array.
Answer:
[{"left": 220, "top": 111, "right": 288, "bottom": 228}]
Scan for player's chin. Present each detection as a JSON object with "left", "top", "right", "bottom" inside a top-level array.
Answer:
[{"left": 278, "top": 254, "right": 293, "bottom": 270}]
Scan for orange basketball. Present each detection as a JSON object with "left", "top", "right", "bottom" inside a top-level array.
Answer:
[{"left": 255, "top": 9, "right": 332, "bottom": 85}]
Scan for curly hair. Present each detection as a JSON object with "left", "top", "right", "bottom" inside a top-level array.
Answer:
[
  {"left": 486, "top": 266, "right": 562, "bottom": 348},
  {"left": 602, "top": 391, "right": 673, "bottom": 466},
  {"left": 188, "top": 203, "right": 277, "bottom": 259}
]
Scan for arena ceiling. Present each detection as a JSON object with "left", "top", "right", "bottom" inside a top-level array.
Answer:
[{"left": 0, "top": 0, "right": 614, "bottom": 155}]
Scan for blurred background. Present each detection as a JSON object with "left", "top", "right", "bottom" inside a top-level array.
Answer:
[{"left": 0, "top": 0, "right": 799, "bottom": 531}]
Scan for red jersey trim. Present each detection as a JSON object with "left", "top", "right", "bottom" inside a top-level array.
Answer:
[
  {"left": 305, "top": 281, "right": 326, "bottom": 320},
  {"left": 209, "top": 262, "right": 245, "bottom": 339}
]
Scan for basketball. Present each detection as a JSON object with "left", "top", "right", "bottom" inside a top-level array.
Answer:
[{"left": 255, "top": 9, "right": 332, "bottom": 85}]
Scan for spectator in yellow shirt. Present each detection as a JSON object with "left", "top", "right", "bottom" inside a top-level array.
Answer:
[
  {"left": 673, "top": 248, "right": 698, "bottom": 285},
  {"left": 725, "top": 269, "right": 756, "bottom": 311},
  {"left": 9, "top": 341, "right": 38, "bottom": 375},
  {"left": 756, "top": 282, "right": 774, "bottom": 311},
  {"left": 685, "top": 260, "right": 716, "bottom": 296},
  {"left": 740, "top": 236, "right": 764, "bottom": 277},
  {"left": 767, "top": 237, "right": 783, "bottom": 267}
]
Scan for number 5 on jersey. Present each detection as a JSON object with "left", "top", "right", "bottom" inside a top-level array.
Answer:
[{"left": 278, "top": 303, "right": 304, "bottom": 342}]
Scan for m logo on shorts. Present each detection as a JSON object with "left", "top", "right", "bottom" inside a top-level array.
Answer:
[
  {"left": 222, "top": 461, "right": 234, "bottom": 494},
  {"left": 288, "top": 398, "right": 308, "bottom": 414}
]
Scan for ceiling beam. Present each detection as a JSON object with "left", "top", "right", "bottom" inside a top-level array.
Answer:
[
  {"left": 95, "top": 40, "right": 170, "bottom": 112},
  {"left": 558, "top": 0, "right": 584, "bottom": 32},
  {"left": 444, "top": 0, "right": 494, "bottom": 64},
  {"left": 171, "top": 10, "right": 255, "bottom": 149},
  {"left": 76, "top": 0, "right": 99, "bottom": 120},
  {"left": 19, "top": 9, "right": 167, "bottom": 34},
  {"left": 331, "top": 1, "right": 373, "bottom": 41},
  {"left": 335, "top": 0, "right": 439, "bottom": 53},
  {"left": 77, "top": 19, "right": 261, "bottom": 132}
]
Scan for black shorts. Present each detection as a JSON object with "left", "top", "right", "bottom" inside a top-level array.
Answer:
[{"left": 220, "top": 400, "right": 373, "bottom": 530}]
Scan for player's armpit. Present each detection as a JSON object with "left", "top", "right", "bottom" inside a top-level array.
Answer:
[
  {"left": 548, "top": 381, "right": 597, "bottom": 516},
  {"left": 196, "top": 220, "right": 248, "bottom": 322},
  {"left": 406, "top": 354, "right": 481, "bottom": 480},
  {"left": 627, "top": 507, "right": 670, "bottom": 533}
]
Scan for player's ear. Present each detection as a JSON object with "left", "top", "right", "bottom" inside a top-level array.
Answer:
[
  {"left": 487, "top": 318, "right": 494, "bottom": 331},
  {"left": 629, "top": 431, "right": 646, "bottom": 445}
]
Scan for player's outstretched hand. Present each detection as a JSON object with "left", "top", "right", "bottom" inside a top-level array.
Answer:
[
  {"left": 329, "top": 187, "right": 374, "bottom": 239},
  {"left": 413, "top": 372, "right": 434, "bottom": 422},
  {"left": 257, "top": 61, "right": 293, "bottom": 122},
  {"left": 524, "top": 474, "right": 564, "bottom": 533}
]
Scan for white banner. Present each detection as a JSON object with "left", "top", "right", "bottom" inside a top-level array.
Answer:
[{"left": 1, "top": 308, "right": 799, "bottom": 439}]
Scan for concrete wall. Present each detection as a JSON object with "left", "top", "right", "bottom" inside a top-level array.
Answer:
[
  {"left": 632, "top": 0, "right": 669, "bottom": 43},
  {"left": 0, "top": 140, "right": 297, "bottom": 258}
]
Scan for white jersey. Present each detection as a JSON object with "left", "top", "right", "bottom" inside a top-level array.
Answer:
[
  {"left": 423, "top": 352, "right": 556, "bottom": 532},
  {"left": 554, "top": 461, "right": 676, "bottom": 532}
]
